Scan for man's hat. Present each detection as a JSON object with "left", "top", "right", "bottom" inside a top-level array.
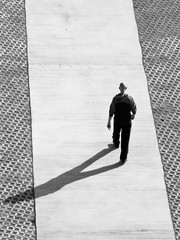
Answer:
[{"left": 119, "top": 82, "right": 127, "bottom": 89}]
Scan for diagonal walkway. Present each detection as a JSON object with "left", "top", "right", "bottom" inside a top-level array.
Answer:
[{"left": 26, "top": 0, "right": 175, "bottom": 239}]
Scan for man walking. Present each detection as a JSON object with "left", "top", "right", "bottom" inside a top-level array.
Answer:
[{"left": 107, "top": 83, "right": 137, "bottom": 163}]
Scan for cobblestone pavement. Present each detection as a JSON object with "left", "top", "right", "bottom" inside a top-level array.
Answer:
[
  {"left": 133, "top": 0, "right": 180, "bottom": 239},
  {"left": 1, "top": 0, "right": 180, "bottom": 239},
  {"left": 1, "top": 0, "right": 36, "bottom": 239}
]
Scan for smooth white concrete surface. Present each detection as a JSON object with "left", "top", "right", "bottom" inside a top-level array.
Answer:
[{"left": 26, "top": 0, "right": 175, "bottom": 239}]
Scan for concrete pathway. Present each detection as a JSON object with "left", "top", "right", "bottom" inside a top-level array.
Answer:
[{"left": 26, "top": 0, "right": 175, "bottom": 239}]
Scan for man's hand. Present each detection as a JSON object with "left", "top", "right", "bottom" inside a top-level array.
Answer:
[
  {"left": 107, "top": 116, "right": 112, "bottom": 130},
  {"left": 131, "top": 114, "right": 135, "bottom": 120},
  {"left": 107, "top": 122, "right": 111, "bottom": 130}
]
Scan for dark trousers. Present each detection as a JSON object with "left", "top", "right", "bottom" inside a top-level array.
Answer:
[{"left": 113, "top": 121, "right": 132, "bottom": 160}]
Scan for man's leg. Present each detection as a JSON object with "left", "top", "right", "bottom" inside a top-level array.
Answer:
[
  {"left": 112, "top": 120, "right": 121, "bottom": 148},
  {"left": 120, "top": 124, "right": 132, "bottom": 161}
]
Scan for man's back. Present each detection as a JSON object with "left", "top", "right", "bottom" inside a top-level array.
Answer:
[{"left": 109, "top": 93, "right": 136, "bottom": 125}]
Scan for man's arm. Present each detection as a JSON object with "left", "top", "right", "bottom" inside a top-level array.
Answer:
[
  {"left": 107, "top": 98, "right": 115, "bottom": 130},
  {"left": 107, "top": 115, "right": 113, "bottom": 130},
  {"left": 130, "top": 97, "right": 137, "bottom": 120}
]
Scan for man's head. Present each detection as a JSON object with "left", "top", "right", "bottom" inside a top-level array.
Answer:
[{"left": 119, "top": 82, "right": 127, "bottom": 94}]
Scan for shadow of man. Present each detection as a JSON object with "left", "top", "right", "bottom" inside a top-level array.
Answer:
[{"left": 4, "top": 144, "right": 123, "bottom": 204}]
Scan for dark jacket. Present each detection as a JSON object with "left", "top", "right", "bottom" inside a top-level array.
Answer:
[{"left": 109, "top": 93, "right": 137, "bottom": 125}]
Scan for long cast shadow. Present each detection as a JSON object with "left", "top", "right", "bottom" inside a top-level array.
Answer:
[{"left": 4, "top": 144, "right": 122, "bottom": 204}]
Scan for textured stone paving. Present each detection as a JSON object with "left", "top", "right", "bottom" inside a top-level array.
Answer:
[
  {"left": 0, "top": 0, "right": 36, "bottom": 239},
  {"left": 1, "top": 0, "right": 180, "bottom": 239},
  {"left": 133, "top": 0, "right": 180, "bottom": 239}
]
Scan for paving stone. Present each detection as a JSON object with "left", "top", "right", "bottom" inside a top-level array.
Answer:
[
  {"left": 133, "top": 0, "right": 180, "bottom": 239},
  {"left": 0, "top": 0, "right": 36, "bottom": 239}
]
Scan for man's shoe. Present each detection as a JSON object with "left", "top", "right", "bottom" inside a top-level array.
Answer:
[
  {"left": 113, "top": 142, "right": 119, "bottom": 148},
  {"left": 119, "top": 157, "right": 127, "bottom": 165}
]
